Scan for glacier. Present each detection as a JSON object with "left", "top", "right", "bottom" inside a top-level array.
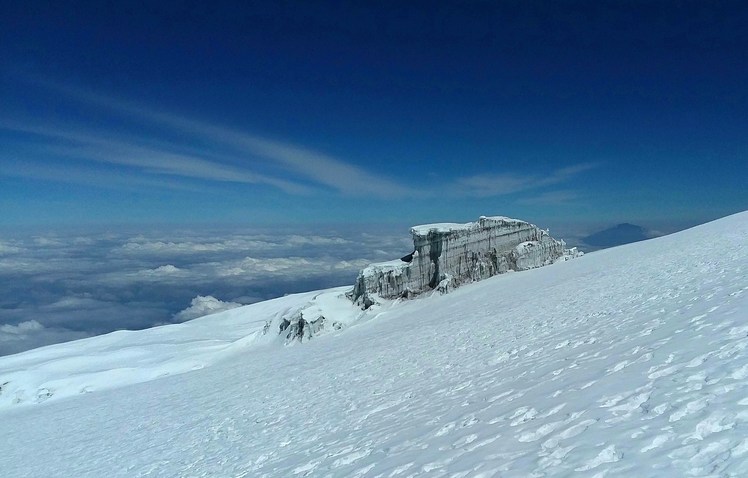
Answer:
[
  {"left": 350, "top": 215, "right": 578, "bottom": 307},
  {"left": 1, "top": 211, "right": 747, "bottom": 477}
]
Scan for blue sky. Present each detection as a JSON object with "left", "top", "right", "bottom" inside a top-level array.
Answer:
[{"left": 1, "top": 1, "right": 747, "bottom": 229}]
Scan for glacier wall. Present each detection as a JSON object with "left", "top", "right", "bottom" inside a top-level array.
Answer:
[{"left": 349, "top": 216, "right": 571, "bottom": 307}]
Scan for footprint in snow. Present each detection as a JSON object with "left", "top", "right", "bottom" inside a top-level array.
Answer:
[
  {"left": 574, "top": 444, "right": 622, "bottom": 471},
  {"left": 35, "top": 388, "right": 54, "bottom": 403}
]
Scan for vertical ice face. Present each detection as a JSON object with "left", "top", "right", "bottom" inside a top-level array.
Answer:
[{"left": 350, "top": 216, "right": 571, "bottom": 307}]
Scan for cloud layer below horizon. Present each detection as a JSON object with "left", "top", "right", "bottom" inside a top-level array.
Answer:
[{"left": 0, "top": 225, "right": 411, "bottom": 356}]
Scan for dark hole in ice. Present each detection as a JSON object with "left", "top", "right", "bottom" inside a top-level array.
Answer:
[{"left": 400, "top": 251, "right": 415, "bottom": 263}]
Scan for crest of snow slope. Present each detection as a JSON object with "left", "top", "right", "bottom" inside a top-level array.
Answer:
[
  {"left": 1, "top": 212, "right": 748, "bottom": 477},
  {"left": 0, "top": 286, "right": 366, "bottom": 409}
]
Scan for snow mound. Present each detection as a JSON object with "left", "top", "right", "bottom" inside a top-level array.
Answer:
[
  {"left": 0, "top": 286, "right": 391, "bottom": 409},
  {"left": 0, "top": 291, "right": 316, "bottom": 408}
]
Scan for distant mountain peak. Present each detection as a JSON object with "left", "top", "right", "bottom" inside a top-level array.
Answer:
[
  {"left": 582, "top": 223, "right": 650, "bottom": 248},
  {"left": 615, "top": 222, "right": 641, "bottom": 228}
]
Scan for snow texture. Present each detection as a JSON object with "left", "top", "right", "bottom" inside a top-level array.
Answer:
[
  {"left": 1, "top": 211, "right": 748, "bottom": 477},
  {"left": 350, "top": 215, "right": 574, "bottom": 306}
]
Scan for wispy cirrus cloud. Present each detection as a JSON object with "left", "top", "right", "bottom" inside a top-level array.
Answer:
[
  {"left": 516, "top": 190, "right": 581, "bottom": 206},
  {"left": 0, "top": 121, "right": 313, "bottom": 194},
  {"left": 11, "top": 79, "right": 413, "bottom": 197},
  {"left": 0, "top": 156, "right": 209, "bottom": 193},
  {"left": 456, "top": 162, "right": 598, "bottom": 198},
  {"left": 4, "top": 79, "right": 601, "bottom": 202}
]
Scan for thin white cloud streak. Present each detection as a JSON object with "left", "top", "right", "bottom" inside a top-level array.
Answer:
[
  {"left": 29, "top": 81, "right": 414, "bottom": 197},
  {"left": 11, "top": 79, "right": 600, "bottom": 200},
  {"left": 516, "top": 190, "right": 580, "bottom": 206},
  {"left": 456, "top": 162, "right": 599, "bottom": 197},
  {"left": 116, "top": 234, "right": 351, "bottom": 255},
  {"left": 65, "top": 143, "right": 313, "bottom": 195},
  {"left": 0, "top": 121, "right": 313, "bottom": 194},
  {"left": 456, "top": 174, "right": 533, "bottom": 196},
  {"left": 0, "top": 157, "right": 207, "bottom": 193}
]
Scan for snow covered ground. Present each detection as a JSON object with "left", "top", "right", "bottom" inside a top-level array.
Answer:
[{"left": 2, "top": 211, "right": 748, "bottom": 477}]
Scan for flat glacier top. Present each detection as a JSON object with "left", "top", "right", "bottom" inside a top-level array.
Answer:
[
  {"left": 411, "top": 215, "right": 523, "bottom": 235},
  {"left": 2, "top": 211, "right": 748, "bottom": 478}
]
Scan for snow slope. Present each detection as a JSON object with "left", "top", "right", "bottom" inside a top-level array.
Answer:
[
  {"left": 0, "top": 286, "right": 367, "bottom": 409},
  {"left": 2, "top": 211, "right": 748, "bottom": 477}
]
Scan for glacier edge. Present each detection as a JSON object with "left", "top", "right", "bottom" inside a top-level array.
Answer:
[{"left": 349, "top": 216, "right": 580, "bottom": 308}]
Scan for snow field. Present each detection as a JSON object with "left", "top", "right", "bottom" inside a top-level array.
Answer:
[{"left": 1, "top": 212, "right": 747, "bottom": 477}]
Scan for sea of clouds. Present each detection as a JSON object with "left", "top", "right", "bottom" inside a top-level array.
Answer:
[{"left": 0, "top": 224, "right": 411, "bottom": 356}]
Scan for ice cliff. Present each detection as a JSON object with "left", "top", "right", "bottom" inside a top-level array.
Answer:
[
  {"left": 266, "top": 216, "right": 579, "bottom": 343},
  {"left": 349, "top": 216, "right": 578, "bottom": 308}
]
